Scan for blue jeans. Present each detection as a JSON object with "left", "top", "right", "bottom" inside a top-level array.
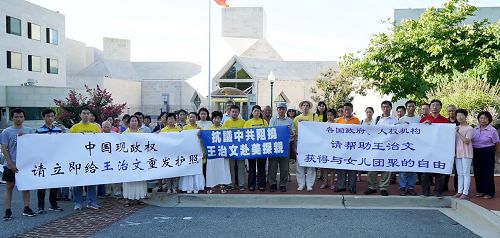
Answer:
[
  {"left": 399, "top": 172, "right": 416, "bottom": 189},
  {"left": 73, "top": 185, "right": 97, "bottom": 205}
]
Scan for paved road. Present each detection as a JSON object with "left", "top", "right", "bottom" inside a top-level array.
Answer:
[
  {"left": 0, "top": 184, "right": 76, "bottom": 237},
  {"left": 93, "top": 207, "right": 478, "bottom": 238}
]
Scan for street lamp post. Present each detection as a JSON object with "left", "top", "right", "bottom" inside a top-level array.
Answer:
[{"left": 268, "top": 71, "right": 276, "bottom": 111}]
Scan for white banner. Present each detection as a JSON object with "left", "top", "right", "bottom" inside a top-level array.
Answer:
[
  {"left": 16, "top": 130, "right": 203, "bottom": 190},
  {"left": 297, "top": 122, "right": 455, "bottom": 174}
]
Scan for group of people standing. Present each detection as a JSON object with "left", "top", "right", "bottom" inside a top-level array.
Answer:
[{"left": 1, "top": 97, "right": 498, "bottom": 221}]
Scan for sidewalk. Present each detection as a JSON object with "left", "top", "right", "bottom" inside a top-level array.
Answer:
[{"left": 211, "top": 174, "right": 500, "bottom": 211}]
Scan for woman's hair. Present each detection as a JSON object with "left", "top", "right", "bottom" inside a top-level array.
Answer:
[
  {"left": 477, "top": 111, "right": 493, "bottom": 124},
  {"left": 198, "top": 107, "right": 210, "bottom": 121},
  {"left": 316, "top": 101, "right": 328, "bottom": 122},
  {"left": 326, "top": 108, "right": 337, "bottom": 119},
  {"left": 365, "top": 107, "right": 374, "bottom": 112},
  {"left": 128, "top": 115, "right": 139, "bottom": 125},
  {"left": 250, "top": 105, "right": 263, "bottom": 119},
  {"left": 211, "top": 111, "right": 223, "bottom": 120},
  {"left": 455, "top": 108, "right": 468, "bottom": 117}
]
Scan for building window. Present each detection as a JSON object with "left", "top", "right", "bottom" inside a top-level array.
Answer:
[
  {"left": 192, "top": 93, "right": 201, "bottom": 109},
  {"left": 221, "top": 62, "right": 252, "bottom": 79},
  {"left": 46, "top": 28, "right": 58, "bottom": 45},
  {"left": 47, "top": 58, "right": 58, "bottom": 74},
  {"left": 28, "top": 55, "right": 41, "bottom": 72},
  {"left": 6, "top": 16, "right": 21, "bottom": 36},
  {"left": 7, "top": 51, "right": 22, "bottom": 70},
  {"left": 28, "top": 22, "right": 41, "bottom": 41},
  {"left": 161, "top": 93, "right": 170, "bottom": 112}
]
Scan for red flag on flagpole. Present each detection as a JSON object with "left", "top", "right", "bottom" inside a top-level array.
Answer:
[{"left": 214, "top": 0, "right": 229, "bottom": 7}]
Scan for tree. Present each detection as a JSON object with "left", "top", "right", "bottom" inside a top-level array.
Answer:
[
  {"left": 310, "top": 67, "right": 361, "bottom": 109},
  {"left": 54, "top": 85, "right": 127, "bottom": 128},
  {"left": 426, "top": 70, "right": 500, "bottom": 126},
  {"left": 341, "top": 0, "right": 500, "bottom": 101}
]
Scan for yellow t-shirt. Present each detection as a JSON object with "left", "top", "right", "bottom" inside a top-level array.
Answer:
[
  {"left": 208, "top": 125, "right": 225, "bottom": 131},
  {"left": 160, "top": 126, "right": 182, "bottom": 133},
  {"left": 183, "top": 124, "right": 199, "bottom": 130},
  {"left": 69, "top": 122, "right": 101, "bottom": 133},
  {"left": 244, "top": 118, "right": 268, "bottom": 128},
  {"left": 124, "top": 128, "right": 143, "bottom": 133},
  {"left": 314, "top": 114, "right": 324, "bottom": 122},
  {"left": 222, "top": 118, "right": 246, "bottom": 129},
  {"left": 293, "top": 113, "right": 316, "bottom": 132}
]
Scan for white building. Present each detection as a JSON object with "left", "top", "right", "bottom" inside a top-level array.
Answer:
[
  {"left": 211, "top": 7, "right": 337, "bottom": 118},
  {"left": 0, "top": 0, "right": 205, "bottom": 128}
]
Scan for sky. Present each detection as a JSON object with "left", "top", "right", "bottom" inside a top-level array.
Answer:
[{"left": 26, "top": 0, "right": 500, "bottom": 99}]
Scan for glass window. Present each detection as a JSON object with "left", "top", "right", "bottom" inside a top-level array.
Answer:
[
  {"left": 221, "top": 62, "right": 252, "bottom": 79},
  {"left": 47, "top": 58, "right": 58, "bottom": 74},
  {"left": 28, "top": 23, "right": 41, "bottom": 41},
  {"left": 6, "top": 16, "right": 21, "bottom": 36},
  {"left": 46, "top": 28, "right": 58, "bottom": 45},
  {"left": 28, "top": 55, "right": 41, "bottom": 72},
  {"left": 7, "top": 51, "right": 22, "bottom": 70}
]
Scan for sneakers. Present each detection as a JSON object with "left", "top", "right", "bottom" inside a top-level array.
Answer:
[
  {"left": 269, "top": 185, "right": 277, "bottom": 192},
  {"left": 380, "top": 190, "right": 389, "bottom": 196},
  {"left": 307, "top": 187, "right": 313, "bottom": 192},
  {"left": 279, "top": 186, "right": 287, "bottom": 192},
  {"left": 74, "top": 203, "right": 82, "bottom": 211},
  {"left": 87, "top": 203, "right": 101, "bottom": 210},
  {"left": 49, "top": 206, "right": 63, "bottom": 212},
  {"left": 38, "top": 208, "right": 46, "bottom": 214},
  {"left": 239, "top": 186, "right": 245, "bottom": 191},
  {"left": 297, "top": 186, "right": 304, "bottom": 191},
  {"left": 22, "top": 207, "right": 36, "bottom": 217},
  {"left": 3, "top": 209, "right": 12, "bottom": 221},
  {"left": 399, "top": 188, "right": 406, "bottom": 196}
]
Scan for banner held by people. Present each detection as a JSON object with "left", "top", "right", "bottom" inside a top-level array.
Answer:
[
  {"left": 200, "top": 126, "right": 290, "bottom": 160},
  {"left": 15, "top": 130, "right": 203, "bottom": 190},
  {"left": 297, "top": 122, "right": 455, "bottom": 174}
]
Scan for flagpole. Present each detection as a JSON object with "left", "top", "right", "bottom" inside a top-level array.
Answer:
[{"left": 208, "top": 0, "right": 212, "bottom": 111}]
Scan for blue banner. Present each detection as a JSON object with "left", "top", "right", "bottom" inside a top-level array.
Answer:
[{"left": 200, "top": 126, "right": 290, "bottom": 160}]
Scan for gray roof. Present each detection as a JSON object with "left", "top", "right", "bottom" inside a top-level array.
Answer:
[
  {"left": 75, "top": 59, "right": 200, "bottom": 81},
  {"left": 133, "top": 62, "right": 200, "bottom": 80},
  {"left": 76, "top": 59, "right": 141, "bottom": 80},
  {"left": 237, "top": 57, "right": 338, "bottom": 80}
]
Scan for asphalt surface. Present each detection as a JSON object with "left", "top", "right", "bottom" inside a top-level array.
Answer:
[
  {"left": 93, "top": 207, "right": 478, "bottom": 238},
  {"left": 0, "top": 184, "right": 75, "bottom": 237}
]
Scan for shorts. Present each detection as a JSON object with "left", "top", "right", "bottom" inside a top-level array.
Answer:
[{"left": 2, "top": 166, "right": 15, "bottom": 183}]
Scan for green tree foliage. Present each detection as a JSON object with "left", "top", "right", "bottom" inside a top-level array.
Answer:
[
  {"left": 53, "top": 85, "right": 126, "bottom": 128},
  {"left": 310, "top": 67, "right": 360, "bottom": 109},
  {"left": 426, "top": 71, "right": 500, "bottom": 126},
  {"left": 341, "top": 0, "right": 500, "bottom": 101}
]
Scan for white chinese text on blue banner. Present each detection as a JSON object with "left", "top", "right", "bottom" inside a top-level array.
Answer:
[{"left": 200, "top": 126, "right": 290, "bottom": 160}]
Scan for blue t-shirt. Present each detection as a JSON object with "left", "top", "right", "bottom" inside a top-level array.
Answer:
[{"left": 1, "top": 126, "right": 33, "bottom": 166}]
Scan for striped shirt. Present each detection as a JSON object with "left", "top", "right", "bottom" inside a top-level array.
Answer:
[{"left": 35, "top": 124, "right": 63, "bottom": 134}]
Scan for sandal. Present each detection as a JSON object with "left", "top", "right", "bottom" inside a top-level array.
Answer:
[
  {"left": 482, "top": 195, "right": 493, "bottom": 199},
  {"left": 136, "top": 200, "right": 145, "bottom": 205},
  {"left": 207, "top": 188, "right": 214, "bottom": 194},
  {"left": 475, "top": 193, "right": 484, "bottom": 197},
  {"left": 319, "top": 184, "right": 328, "bottom": 189},
  {"left": 124, "top": 202, "right": 132, "bottom": 207}
]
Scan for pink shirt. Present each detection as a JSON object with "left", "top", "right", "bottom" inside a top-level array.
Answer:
[
  {"left": 472, "top": 124, "right": 500, "bottom": 148},
  {"left": 456, "top": 125, "right": 473, "bottom": 159}
]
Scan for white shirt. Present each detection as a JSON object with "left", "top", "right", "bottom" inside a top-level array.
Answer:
[{"left": 376, "top": 115, "right": 398, "bottom": 125}]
